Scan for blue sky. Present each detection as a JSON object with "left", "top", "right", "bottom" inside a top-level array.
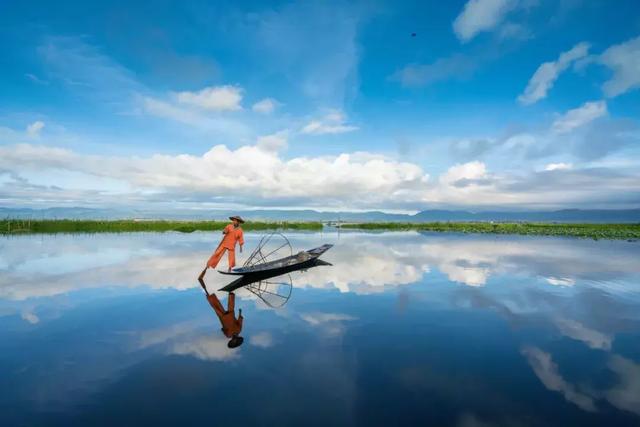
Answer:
[{"left": 0, "top": 0, "right": 639, "bottom": 212}]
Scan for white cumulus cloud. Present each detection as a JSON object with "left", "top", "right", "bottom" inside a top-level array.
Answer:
[
  {"left": 453, "top": 0, "right": 516, "bottom": 42},
  {"left": 552, "top": 101, "right": 607, "bottom": 134},
  {"left": 176, "top": 85, "right": 243, "bottom": 111},
  {"left": 0, "top": 143, "right": 427, "bottom": 209},
  {"left": 252, "top": 98, "right": 280, "bottom": 114},
  {"left": 257, "top": 130, "right": 288, "bottom": 152},
  {"left": 544, "top": 163, "right": 573, "bottom": 172},
  {"left": 599, "top": 35, "right": 640, "bottom": 97},
  {"left": 1, "top": 139, "right": 638, "bottom": 211},
  {"left": 26, "top": 121, "right": 45, "bottom": 138},
  {"left": 440, "top": 160, "right": 488, "bottom": 186},
  {"left": 518, "top": 42, "right": 590, "bottom": 105},
  {"left": 393, "top": 54, "right": 477, "bottom": 87},
  {"left": 301, "top": 110, "right": 358, "bottom": 135},
  {"left": 142, "top": 96, "right": 249, "bottom": 137}
]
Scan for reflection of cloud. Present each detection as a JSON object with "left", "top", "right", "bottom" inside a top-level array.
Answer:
[
  {"left": 298, "top": 253, "right": 428, "bottom": 294},
  {"left": 137, "top": 322, "right": 201, "bottom": 349},
  {"left": 1, "top": 252, "right": 203, "bottom": 300},
  {"left": 456, "top": 413, "right": 490, "bottom": 427},
  {"left": 440, "top": 262, "right": 489, "bottom": 287},
  {"left": 546, "top": 277, "right": 575, "bottom": 287},
  {"left": 554, "top": 318, "right": 612, "bottom": 350},
  {"left": 521, "top": 346, "right": 597, "bottom": 412},
  {"left": 136, "top": 320, "right": 238, "bottom": 361},
  {"left": 523, "top": 349, "right": 640, "bottom": 416},
  {"left": 171, "top": 336, "right": 238, "bottom": 361},
  {"left": 2, "top": 232, "right": 640, "bottom": 301},
  {"left": 301, "top": 312, "right": 356, "bottom": 337},
  {"left": 421, "top": 236, "right": 640, "bottom": 289},
  {"left": 605, "top": 356, "right": 640, "bottom": 415},
  {"left": 0, "top": 233, "right": 212, "bottom": 300},
  {"left": 419, "top": 239, "right": 525, "bottom": 287},
  {"left": 21, "top": 310, "right": 39, "bottom": 324},
  {"left": 249, "top": 332, "right": 274, "bottom": 348},
  {"left": 301, "top": 312, "right": 356, "bottom": 325},
  {"left": 288, "top": 233, "right": 432, "bottom": 294}
]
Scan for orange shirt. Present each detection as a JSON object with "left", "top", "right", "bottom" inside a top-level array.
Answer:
[
  {"left": 221, "top": 223, "right": 244, "bottom": 250},
  {"left": 220, "top": 312, "right": 243, "bottom": 337},
  {"left": 206, "top": 293, "right": 243, "bottom": 337}
]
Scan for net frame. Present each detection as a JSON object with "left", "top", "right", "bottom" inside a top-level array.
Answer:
[
  {"left": 242, "top": 232, "right": 294, "bottom": 308},
  {"left": 247, "top": 274, "right": 293, "bottom": 308},
  {"left": 243, "top": 232, "right": 293, "bottom": 268}
]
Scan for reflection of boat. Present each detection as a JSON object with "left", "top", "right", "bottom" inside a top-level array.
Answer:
[{"left": 218, "top": 233, "right": 332, "bottom": 306}]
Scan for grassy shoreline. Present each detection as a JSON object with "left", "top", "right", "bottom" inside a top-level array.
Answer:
[
  {"left": 1, "top": 219, "right": 638, "bottom": 239},
  {"left": 338, "top": 222, "right": 640, "bottom": 240},
  {"left": 0, "top": 219, "right": 323, "bottom": 235}
]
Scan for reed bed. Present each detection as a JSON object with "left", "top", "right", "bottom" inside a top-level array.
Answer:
[
  {"left": 0, "top": 219, "right": 323, "bottom": 235},
  {"left": 339, "top": 221, "right": 640, "bottom": 240}
]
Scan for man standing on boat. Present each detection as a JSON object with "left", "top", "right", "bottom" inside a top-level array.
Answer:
[{"left": 199, "top": 216, "right": 244, "bottom": 279}]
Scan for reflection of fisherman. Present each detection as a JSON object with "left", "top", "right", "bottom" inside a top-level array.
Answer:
[
  {"left": 198, "top": 277, "right": 244, "bottom": 348},
  {"left": 199, "top": 216, "right": 245, "bottom": 279}
]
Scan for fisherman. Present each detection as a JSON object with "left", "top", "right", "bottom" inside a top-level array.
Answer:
[
  {"left": 199, "top": 215, "right": 245, "bottom": 279},
  {"left": 198, "top": 277, "right": 244, "bottom": 348}
]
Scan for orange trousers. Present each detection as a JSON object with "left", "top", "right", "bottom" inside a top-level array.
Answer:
[{"left": 207, "top": 246, "right": 236, "bottom": 269}]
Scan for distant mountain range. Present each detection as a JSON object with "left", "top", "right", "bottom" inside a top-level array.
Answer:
[{"left": 2, "top": 207, "right": 639, "bottom": 223}]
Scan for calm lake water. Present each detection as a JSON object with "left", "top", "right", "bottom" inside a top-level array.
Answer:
[{"left": 1, "top": 231, "right": 639, "bottom": 426}]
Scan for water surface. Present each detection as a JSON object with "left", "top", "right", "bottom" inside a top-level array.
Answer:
[{"left": 1, "top": 231, "right": 639, "bottom": 426}]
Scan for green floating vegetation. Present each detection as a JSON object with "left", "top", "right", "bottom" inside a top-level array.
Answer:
[
  {"left": 0, "top": 219, "right": 323, "bottom": 235},
  {"left": 339, "top": 222, "right": 640, "bottom": 240},
  {"left": 3, "top": 219, "right": 638, "bottom": 240}
]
